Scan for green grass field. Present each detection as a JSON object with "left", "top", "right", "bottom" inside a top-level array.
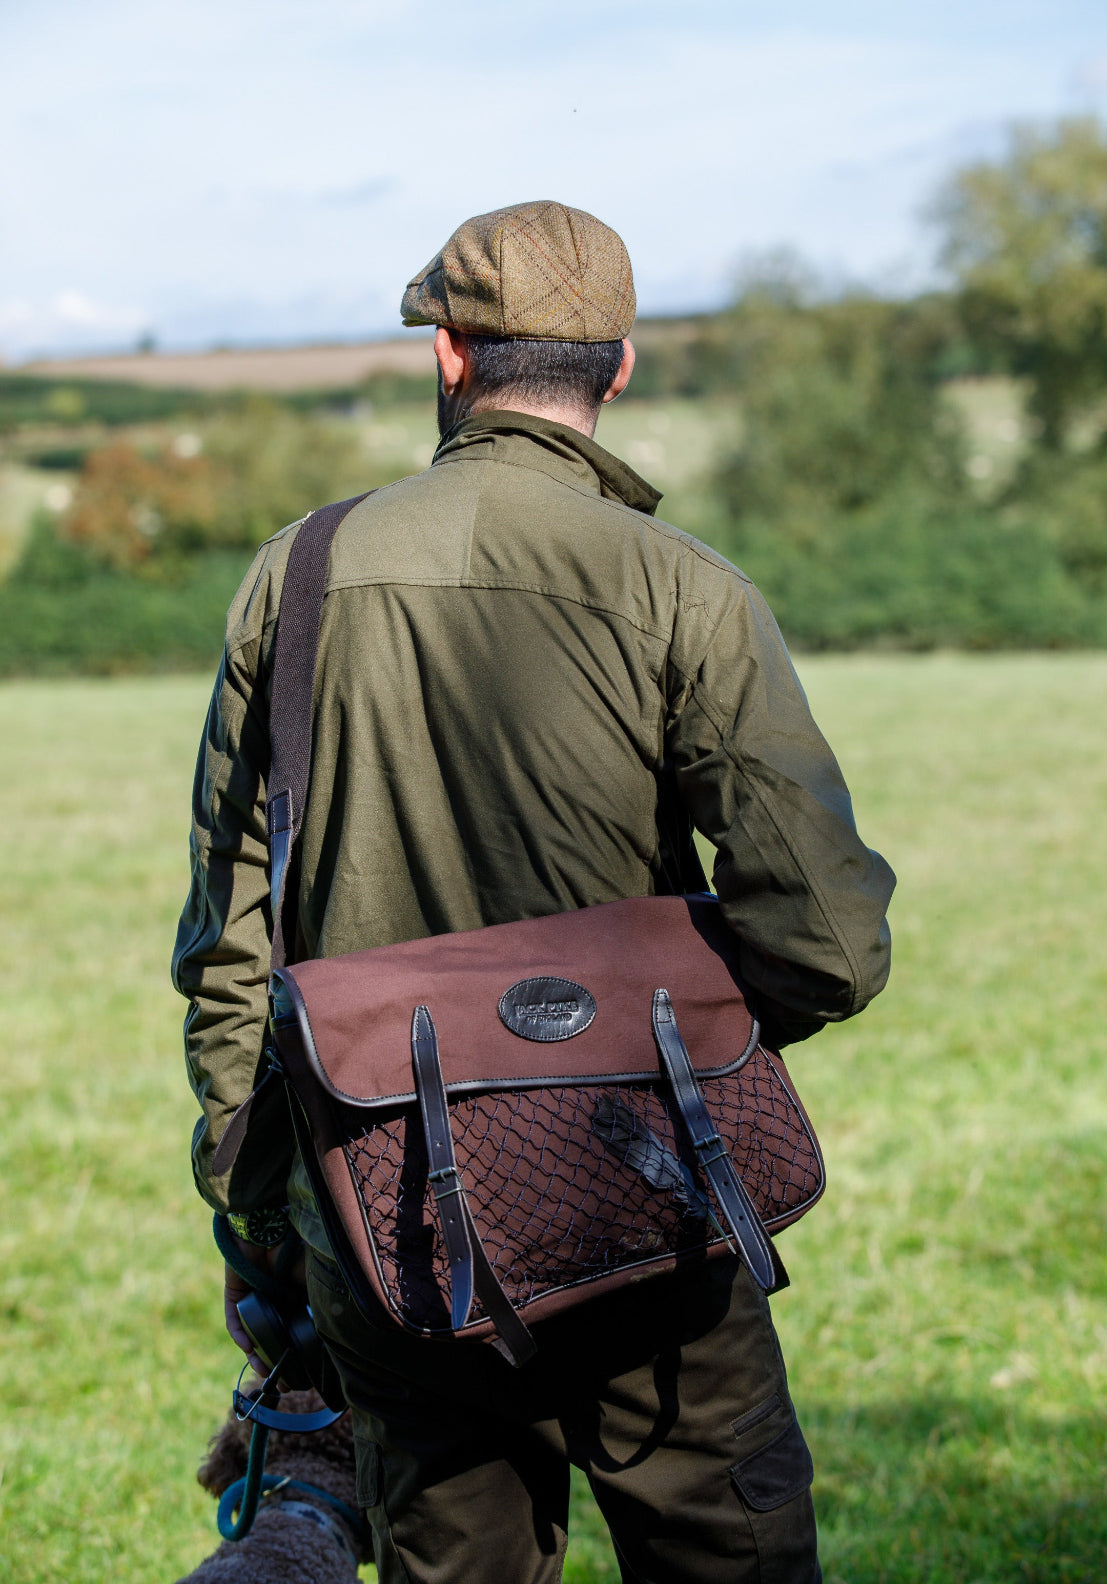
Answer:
[{"left": 1, "top": 656, "right": 1105, "bottom": 1582}]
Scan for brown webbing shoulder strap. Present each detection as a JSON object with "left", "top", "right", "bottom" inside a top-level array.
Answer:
[
  {"left": 211, "top": 491, "right": 371, "bottom": 1179},
  {"left": 267, "top": 492, "right": 371, "bottom": 970}
]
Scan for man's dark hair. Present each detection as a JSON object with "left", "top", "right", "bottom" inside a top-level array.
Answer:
[{"left": 463, "top": 334, "right": 625, "bottom": 415}]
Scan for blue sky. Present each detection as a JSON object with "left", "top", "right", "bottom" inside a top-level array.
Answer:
[{"left": 3, "top": 0, "right": 1107, "bottom": 359}]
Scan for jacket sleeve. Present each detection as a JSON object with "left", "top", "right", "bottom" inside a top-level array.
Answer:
[
  {"left": 171, "top": 536, "right": 296, "bottom": 1212},
  {"left": 666, "top": 559, "right": 895, "bottom": 1044}
]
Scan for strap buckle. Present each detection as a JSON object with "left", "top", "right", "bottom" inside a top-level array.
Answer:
[
  {"left": 428, "top": 1165, "right": 464, "bottom": 1200},
  {"left": 694, "top": 1135, "right": 728, "bottom": 1167}
]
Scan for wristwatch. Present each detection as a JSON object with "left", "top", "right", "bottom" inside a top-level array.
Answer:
[{"left": 226, "top": 1207, "right": 292, "bottom": 1247}]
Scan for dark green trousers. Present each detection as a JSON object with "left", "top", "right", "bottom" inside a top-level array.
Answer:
[{"left": 306, "top": 1249, "right": 820, "bottom": 1584}]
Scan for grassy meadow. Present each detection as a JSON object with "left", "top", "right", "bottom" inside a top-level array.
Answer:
[{"left": 1, "top": 656, "right": 1105, "bottom": 1582}]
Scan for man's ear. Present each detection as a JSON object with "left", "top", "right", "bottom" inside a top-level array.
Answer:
[
  {"left": 434, "top": 326, "right": 468, "bottom": 395},
  {"left": 601, "top": 339, "right": 635, "bottom": 404}
]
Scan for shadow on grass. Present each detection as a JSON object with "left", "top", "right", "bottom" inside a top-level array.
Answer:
[
  {"left": 806, "top": 1395, "right": 1104, "bottom": 1584},
  {"left": 560, "top": 1393, "right": 1105, "bottom": 1584}
]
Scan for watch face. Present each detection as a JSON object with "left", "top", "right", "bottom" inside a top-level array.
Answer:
[
  {"left": 231, "top": 1208, "right": 289, "bottom": 1246},
  {"left": 253, "top": 1210, "right": 290, "bottom": 1246}
]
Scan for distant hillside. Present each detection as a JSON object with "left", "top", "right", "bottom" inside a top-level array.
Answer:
[
  {"left": 19, "top": 337, "right": 437, "bottom": 392},
  {"left": 15, "top": 318, "right": 707, "bottom": 394}
]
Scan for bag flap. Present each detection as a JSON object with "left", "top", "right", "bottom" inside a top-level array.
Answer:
[{"left": 272, "top": 895, "right": 758, "bottom": 1108}]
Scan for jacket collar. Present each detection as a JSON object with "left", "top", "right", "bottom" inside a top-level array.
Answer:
[{"left": 432, "top": 410, "right": 663, "bottom": 516}]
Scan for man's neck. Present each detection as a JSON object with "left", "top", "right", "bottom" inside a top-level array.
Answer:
[{"left": 466, "top": 398, "right": 598, "bottom": 439}]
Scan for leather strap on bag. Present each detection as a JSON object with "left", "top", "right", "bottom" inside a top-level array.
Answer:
[
  {"left": 411, "top": 1008, "right": 538, "bottom": 1366},
  {"left": 411, "top": 1006, "right": 475, "bottom": 1331},
  {"left": 652, "top": 988, "right": 776, "bottom": 1292}
]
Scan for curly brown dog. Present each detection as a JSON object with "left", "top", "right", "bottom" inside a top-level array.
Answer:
[{"left": 175, "top": 1388, "right": 370, "bottom": 1584}]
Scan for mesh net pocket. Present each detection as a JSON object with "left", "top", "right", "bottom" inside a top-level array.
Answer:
[{"left": 343, "top": 1047, "right": 820, "bottom": 1332}]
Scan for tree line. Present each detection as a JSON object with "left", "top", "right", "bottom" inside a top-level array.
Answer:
[
  {"left": 3, "top": 116, "right": 1107, "bottom": 670},
  {"left": 634, "top": 117, "right": 1107, "bottom": 648}
]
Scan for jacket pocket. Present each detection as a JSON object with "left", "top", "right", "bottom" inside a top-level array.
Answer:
[{"left": 306, "top": 1249, "right": 350, "bottom": 1296}]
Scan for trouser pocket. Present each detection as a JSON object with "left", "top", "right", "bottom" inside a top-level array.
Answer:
[
  {"left": 353, "top": 1423, "right": 382, "bottom": 1510},
  {"left": 729, "top": 1394, "right": 819, "bottom": 1584}
]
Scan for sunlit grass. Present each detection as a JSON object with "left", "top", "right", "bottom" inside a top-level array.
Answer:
[
  {"left": 1, "top": 657, "right": 1104, "bottom": 1581},
  {"left": 0, "top": 465, "right": 63, "bottom": 574}
]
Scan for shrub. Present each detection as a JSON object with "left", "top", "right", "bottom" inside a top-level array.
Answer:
[
  {"left": 713, "top": 291, "right": 969, "bottom": 525},
  {"left": 52, "top": 399, "right": 375, "bottom": 571},
  {"left": 0, "top": 547, "right": 248, "bottom": 677},
  {"left": 0, "top": 375, "right": 212, "bottom": 432},
  {"left": 1003, "top": 451, "right": 1107, "bottom": 596},
  {"left": 63, "top": 441, "right": 224, "bottom": 569},
  {"left": 0, "top": 398, "right": 402, "bottom": 674},
  {"left": 712, "top": 492, "right": 1105, "bottom": 651},
  {"left": 695, "top": 279, "right": 1107, "bottom": 650},
  {"left": 9, "top": 511, "right": 102, "bottom": 589},
  {"left": 197, "top": 398, "right": 371, "bottom": 552}
]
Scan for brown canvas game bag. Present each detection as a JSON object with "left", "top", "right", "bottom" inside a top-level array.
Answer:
[{"left": 247, "top": 496, "right": 825, "bottom": 1365}]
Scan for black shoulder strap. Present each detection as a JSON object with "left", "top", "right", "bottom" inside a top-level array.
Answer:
[{"left": 267, "top": 493, "right": 371, "bottom": 969}]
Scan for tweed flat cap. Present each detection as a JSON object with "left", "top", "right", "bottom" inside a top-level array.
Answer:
[{"left": 401, "top": 200, "right": 635, "bottom": 341}]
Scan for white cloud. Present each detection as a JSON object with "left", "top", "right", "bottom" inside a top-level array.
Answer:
[{"left": 53, "top": 291, "right": 109, "bottom": 326}]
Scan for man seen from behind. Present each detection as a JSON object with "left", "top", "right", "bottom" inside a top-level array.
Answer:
[{"left": 173, "top": 200, "right": 895, "bottom": 1584}]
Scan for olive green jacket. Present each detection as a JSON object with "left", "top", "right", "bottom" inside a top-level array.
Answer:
[{"left": 172, "top": 412, "right": 894, "bottom": 1223}]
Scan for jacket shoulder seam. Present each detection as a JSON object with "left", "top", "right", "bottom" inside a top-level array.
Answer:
[{"left": 321, "top": 574, "right": 672, "bottom": 644}]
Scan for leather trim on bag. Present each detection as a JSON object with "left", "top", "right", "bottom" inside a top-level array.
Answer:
[
  {"left": 377, "top": 1239, "right": 729, "bottom": 1337},
  {"left": 759, "top": 1050, "right": 827, "bottom": 1231},
  {"left": 273, "top": 894, "right": 766, "bottom": 1105}
]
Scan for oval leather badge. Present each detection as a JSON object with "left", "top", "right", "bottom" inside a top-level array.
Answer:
[{"left": 498, "top": 977, "right": 597, "bottom": 1042}]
